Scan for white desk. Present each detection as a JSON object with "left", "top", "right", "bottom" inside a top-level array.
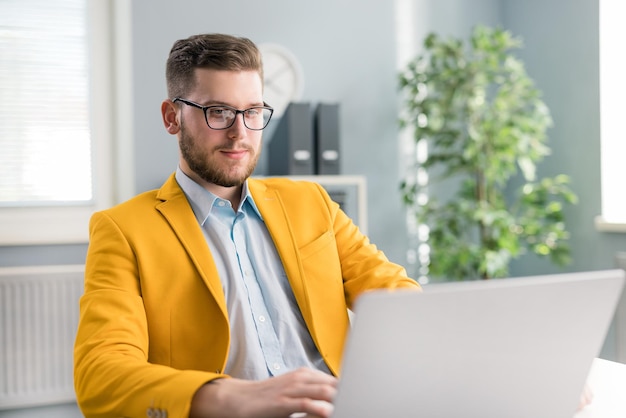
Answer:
[{"left": 574, "top": 358, "right": 626, "bottom": 418}]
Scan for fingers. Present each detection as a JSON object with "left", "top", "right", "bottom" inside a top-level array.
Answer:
[
  {"left": 275, "top": 368, "right": 337, "bottom": 403},
  {"left": 190, "top": 368, "right": 338, "bottom": 418},
  {"left": 275, "top": 369, "right": 337, "bottom": 418},
  {"left": 289, "top": 399, "right": 335, "bottom": 418},
  {"left": 303, "top": 399, "right": 335, "bottom": 417},
  {"left": 284, "top": 367, "right": 338, "bottom": 391}
]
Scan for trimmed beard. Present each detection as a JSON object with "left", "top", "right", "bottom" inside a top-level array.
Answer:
[{"left": 178, "top": 120, "right": 259, "bottom": 187}]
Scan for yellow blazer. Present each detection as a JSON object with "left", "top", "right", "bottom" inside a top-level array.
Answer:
[{"left": 74, "top": 174, "right": 418, "bottom": 418}]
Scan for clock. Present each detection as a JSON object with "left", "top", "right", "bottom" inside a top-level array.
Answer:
[{"left": 258, "top": 43, "right": 304, "bottom": 118}]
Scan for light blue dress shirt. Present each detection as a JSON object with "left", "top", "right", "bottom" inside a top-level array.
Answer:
[{"left": 175, "top": 168, "right": 331, "bottom": 380}]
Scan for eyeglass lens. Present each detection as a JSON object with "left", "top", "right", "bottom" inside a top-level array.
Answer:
[{"left": 207, "top": 107, "right": 272, "bottom": 130}]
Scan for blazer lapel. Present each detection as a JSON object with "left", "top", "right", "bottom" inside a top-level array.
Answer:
[
  {"left": 248, "top": 179, "right": 312, "bottom": 324},
  {"left": 155, "top": 174, "right": 228, "bottom": 319}
]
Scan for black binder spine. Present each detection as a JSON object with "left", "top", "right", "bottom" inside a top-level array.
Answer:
[
  {"left": 268, "top": 102, "right": 314, "bottom": 175},
  {"left": 314, "top": 103, "right": 341, "bottom": 175}
]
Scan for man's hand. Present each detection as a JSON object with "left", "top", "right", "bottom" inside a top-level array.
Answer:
[{"left": 189, "top": 367, "right": 337, "bottom": 418}]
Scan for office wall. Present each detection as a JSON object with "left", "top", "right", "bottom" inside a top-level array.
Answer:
[{"left": 502, "top": 0, "right": 626, "bottom": 276}]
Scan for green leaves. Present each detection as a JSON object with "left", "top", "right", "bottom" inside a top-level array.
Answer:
[{"left": 399, "top": 25, "right": 577, "bottom": 280}]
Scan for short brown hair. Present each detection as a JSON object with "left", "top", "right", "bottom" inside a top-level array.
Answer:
[{"left": 165, "top": 33, "right": 263, "bottom": 99}]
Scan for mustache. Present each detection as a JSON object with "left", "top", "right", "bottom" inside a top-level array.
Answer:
[{"left": 214, "top": 144, "right": 253, "bottom": 152}]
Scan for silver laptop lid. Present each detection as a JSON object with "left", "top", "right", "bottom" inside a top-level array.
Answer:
[{"left": 332, "top": 270, "right": 625, "bottom": 418}]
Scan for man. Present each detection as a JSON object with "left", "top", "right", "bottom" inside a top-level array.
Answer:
[{"left": 73, "top": 33, "right": 419, "bottom": 418}]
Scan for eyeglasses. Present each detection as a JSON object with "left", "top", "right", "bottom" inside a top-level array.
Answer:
[{"left": 173, "top": 98, "right": 274, "bottom": 130}]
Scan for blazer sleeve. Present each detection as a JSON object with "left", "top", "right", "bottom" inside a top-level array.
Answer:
[
  {"left": 73, "top": 210, "right": 220, "bottom": 418},
  {"left": 323, "top": 183, "right": 419, "bottom": 306}
]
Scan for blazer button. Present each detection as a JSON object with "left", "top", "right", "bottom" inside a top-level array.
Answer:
[{"left": 146, "top": 407, "right": 167, "bottom": 417}]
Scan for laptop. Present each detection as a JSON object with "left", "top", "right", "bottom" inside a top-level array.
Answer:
[{"left": 331, "top": 269, "right": 625, "bottom": 418}]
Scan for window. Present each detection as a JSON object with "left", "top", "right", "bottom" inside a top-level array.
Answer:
[
  {"left": 0, "top": 0, "right": 117, "bottom": 245},
  {"left": 596, "top": 0, "right": 626, "bottom": 232}
]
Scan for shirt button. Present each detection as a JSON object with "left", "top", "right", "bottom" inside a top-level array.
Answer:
[
  {"left": 217, "top": 201, "right": 226, "bottom": 207},
  {"left": 259, "top": 315, "right": 266, "bottom": 322},
  {"left": 273, "top": 363, "right": 281, "bottom": 370}
]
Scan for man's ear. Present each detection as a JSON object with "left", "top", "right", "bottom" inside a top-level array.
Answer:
[{"left": 161, "top": 100, "right": 180, "bottom": 134}]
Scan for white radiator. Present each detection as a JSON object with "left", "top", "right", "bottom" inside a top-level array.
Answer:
[{"left": 0, "top": 265, "right": 84, "bottom": 410}]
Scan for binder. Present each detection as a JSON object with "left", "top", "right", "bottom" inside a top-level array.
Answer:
[
  {"left": 268, "top": 102, "right": 314, "bottom": 175},
  {"left": 314, "top": 103, "right": 341, "bottom": 175}
]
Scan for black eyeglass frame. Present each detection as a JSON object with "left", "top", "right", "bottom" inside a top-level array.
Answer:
[{"left": 172, "top": 97, "right": 274, "bottom": 131}]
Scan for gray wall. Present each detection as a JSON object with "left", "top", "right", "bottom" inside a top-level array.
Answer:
[{"left": 504, "top": 0, "right": 626, "bottom": 277}]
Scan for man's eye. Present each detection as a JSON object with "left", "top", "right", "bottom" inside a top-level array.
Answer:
[{"left": 208, "top": 108, "right": 227, "bottom": 117}]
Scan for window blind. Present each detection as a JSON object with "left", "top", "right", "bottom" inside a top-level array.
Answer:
[{"left": 0, "top": 0, "right": 92, "bottom": 206}]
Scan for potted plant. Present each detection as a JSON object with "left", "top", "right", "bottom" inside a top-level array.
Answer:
[{"left": 398, "top": 25, "right": 578, "bottom": 280}]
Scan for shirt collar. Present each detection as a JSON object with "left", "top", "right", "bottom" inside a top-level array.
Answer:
[{"left": 175, "top": 166, "right": 263, "bottom": 225}]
